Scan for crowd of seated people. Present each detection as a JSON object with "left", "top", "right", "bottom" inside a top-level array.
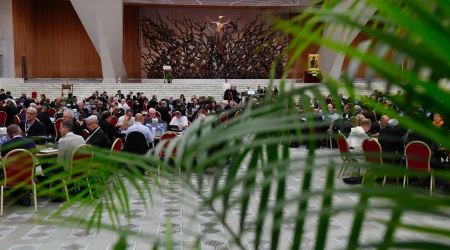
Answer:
[{"left": 0, "top": 86, "right": 447, "bottom": 204}]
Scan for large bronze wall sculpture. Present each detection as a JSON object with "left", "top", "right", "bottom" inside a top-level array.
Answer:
[{"left": 140, "top": 14, "right": 289, "bottom": 79}]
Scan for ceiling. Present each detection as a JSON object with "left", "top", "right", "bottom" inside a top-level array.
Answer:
[{"left": 123, "top": 0, "right": 316, "bottom": 7}]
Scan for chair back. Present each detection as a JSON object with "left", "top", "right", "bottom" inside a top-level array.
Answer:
[
  {"left": 48, "top": 108, "right": 57, "bottom": 117},
  {"left": 235, "top": 111, "right": 241, "bottom": 118},
  {"left": 124, "top": 131, "right": 149, "bottom": 155},
  {"left": 14, "top": 115, "right": 21, "bottom": 125},
  {"left": 171, "top": 113, "right": 177, "bottom": 118},
  {"left": 362, "top": 138, "right": 383, "bottom": 165},
  {"left": 54, "top": 118, "right": 64, "bottom": 138},
  {"left": 110, "top": 116, "right": 118, "bottom": 127},
  {"left": 205, "top": 104, "right": 210, "bottom": 111},
  {"left": 155, "top": 111, "right": 161, "bottom": 118},
  {"left": 2, "top": 149, "right": 36, "bottom": 187},
  {"left": 111, "top": 138, "right": 122, "bottom": 151},
  {"left": 82, "top": 129, "right": 89, "bottom": 139},
  {"left": 405, "top": 141, "right": 431, "bottom": 172},
  {"left": 0, "top": 111, "right": 7, "bottom": 126},
  {"left": 155, "top": 104, "right": 161, "bottom": 109},
  {"left": 143, "top": 103, "right": 148, "bottom": 112},
  {"left": 20, "top": 108, "right": 26, "bottom": 117},
  {"left": 70, "top": 144, "right": 94, "bottom": 179},
  {"left": 220, "top": 112, "right": 229, "bottom": 123},
  {"left": 127, "top": 100, "right": 133, "bottom": 108},
  {"left": 336, "top": 133, "right": 350, "bottom": 159},
  {"left": 228, "top": 92, "right": 233, "bottom": 101},
  {"left": 159, "top": 132, "right": 178, "bottom": 158},
  {"left": 31, "top": 92, "right": 37, "bottom": 99}
]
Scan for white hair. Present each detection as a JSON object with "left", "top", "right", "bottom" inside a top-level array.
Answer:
[
  {"left": 222, "top": 100, "right": 228, "bottom": 105},
  {"left": 27, "top": 107, "right": 37, "bottom": 114},
  {"left": 76, "top": 100, "right": 84, "bottom": 106},
  {"left": 149, "top": 108, "right": 156, "bottom": 112},
  {"left": 64, "top": 109, "right": 74, "bottom": 119},
  {"left": 86, "top": 115, "right": 98, "bottom": 124}
]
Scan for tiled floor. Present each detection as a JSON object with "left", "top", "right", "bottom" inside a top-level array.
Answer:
[{"left": 0, "top": 147, "right": 449, "bottom": 250}]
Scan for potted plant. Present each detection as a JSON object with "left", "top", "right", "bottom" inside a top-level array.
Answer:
[{"left": 165, "top": 72, "right": 173, "bottom": 83}]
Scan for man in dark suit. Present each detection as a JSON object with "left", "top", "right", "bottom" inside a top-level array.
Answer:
[
  {"left": 0, "top": 89, "right": 6, "bottom": 102},
  {"left": 37, "top": 105, "right": 54, "bottom": 137},
  {"left": 115, "top": 90, "right": 125, "bottom": 99},
  {"left": 156, "top": 101, "right": 171, "bottom": 124},
  {"left": 4, "top": 99, "right": 18, "bottom": 126},
  {"left": 378, "top": 119, "right": 404, "bottom": 166},
  {"left": 85, "top": 115, "right": 111, "bottom": 149},
  {"left": 1, "top": 124, "right": 37, "bottom": 157},
  {"left": 18, "top": 107, "right": 46, "bottom": 138},
  {"left": 99, "top": 111, "right": 125, "bottom": 143},
  {"left": 0, "top": 124, "right": 37, "bottom": 206}
]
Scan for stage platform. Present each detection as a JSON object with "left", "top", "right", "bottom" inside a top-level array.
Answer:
[{"left": 0, "top": 78, "right": 447, "bottom": 101}]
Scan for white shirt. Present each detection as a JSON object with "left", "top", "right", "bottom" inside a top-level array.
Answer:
[
  {"left": 169, "top": 116, "right": 188, "bottom": 130},
  {"left": 119, "top": 103, "right": 130, "bottom": 113},
  {"left": 223, "top": 82, "right": 231, "bottom": 92},
  {"left": 347, "top": 126, "right": 369, "bottom": 150},
  {"left": 117, "top": 116, "right": 135, "bottom": 127}
]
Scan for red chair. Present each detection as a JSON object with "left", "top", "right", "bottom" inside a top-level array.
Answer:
[
  {"left": 14, "top": 115, "right": 21, "bottom": 125},
  {"left": 336, "top": 133, "right": 356, "bottom": 178},
  {"left": 220, "top": 112, "right": 228, "bottom": 126},
  {"left": 404, "top": 141, "right": 434, "bottom": 196},
  {"left": 155, "top": 104, "right": 160, "bottom": 109},
  {"left": 1, "top": 149, "right": 37, "bottom": 216},
  {"left": 54, "top": 118, "right": 64, "bottom": 139},
  {"left": 227, "top": 92, "right": 233, "bottom": 101},
  {"left": 205, "top": 104, "right": 210, "bottom": 111},
  {"left": 361, "top": 138, "right": 383, "bottom": 184},
  {"left": 0, "top": 111, "right": 7, "bottom": 127},
  {"left": 127, "top": 100, "right": 133, "bottom": 108},
  {"left": 158, "top": 132, "right": 179, "bottom": 175},
  {"left": 82, "top": 129, "right": 89, "bottom": 140},
  {"left": 155, "top": 111, "right": 161, "bottom": 118},
  {"left": 171, "top": 113, "right": 177, "bottom": 118},
  {"left": 31, "top": 92, "right": 37, "bottom": 99},
  {"left": 143, "top": 103, "right": 148, "bottom": 112},
  {"left": 235, "top": 111, "right": 241, "bottom": 118},
  {"left": 20, "top": 108, "right": 26, "bottom": 117},
  {"left": 51, "top": 144, "right": 94, "bottom": 202},
  {"left": 48, "top": 108, "right": 57, "bottom": 117},
  {"left": 187, "top": 121, "right": 191, "bottom": 127},
  {"left": 331, "top": 102, "right": 336, "bottom": 109},
  {"left": 110, "top": 116, "right": 118, "bottom": 127}
]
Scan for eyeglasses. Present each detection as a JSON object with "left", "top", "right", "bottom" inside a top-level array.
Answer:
[
  {"left": 26, "top": 112, "right": 36, "bottom": 115},
  {"left": 149, "top": 113, "right": 156, "bottom": 115}
]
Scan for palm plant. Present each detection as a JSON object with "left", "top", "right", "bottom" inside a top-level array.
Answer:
[{"left": 4, "top": 0, "right": 450, "bottom": 249}]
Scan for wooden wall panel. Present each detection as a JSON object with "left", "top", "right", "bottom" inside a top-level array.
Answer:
[
  {"left": 12, "top": 0, "right": 36, "bottom": 78},
  {"left": 12, "top": 0, "right": 102, "bottom": 78},
  {"left": 123, "top": 6, "right": 141, "bottom": 78}
]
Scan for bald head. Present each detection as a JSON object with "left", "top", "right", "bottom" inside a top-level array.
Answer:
[
  {"left": 380, "top": 115, "right": 390, "bottom": 127},
  {"left": 135, "top": 113, "right": 144, "bottom": 123}
]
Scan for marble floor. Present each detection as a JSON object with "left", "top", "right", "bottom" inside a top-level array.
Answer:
[{"left": 0, "top": 147, "right": 449, "bottom": 250}]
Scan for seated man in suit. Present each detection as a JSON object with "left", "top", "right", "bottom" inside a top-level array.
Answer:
[
  {"left": 19, "top": 107, "right": 46, "bottom": 138},
  {"left": 85, "top": 115, "right": 111, "bottom": 149},
  {"left": 1, "top": 124, "right": 37, "bottom": 157},
  {"left": 0, "top": 124, "right": 37, "bottom": 206},
  {"left": 99, "top": 111, "right": 125, "bottom": 143}
]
